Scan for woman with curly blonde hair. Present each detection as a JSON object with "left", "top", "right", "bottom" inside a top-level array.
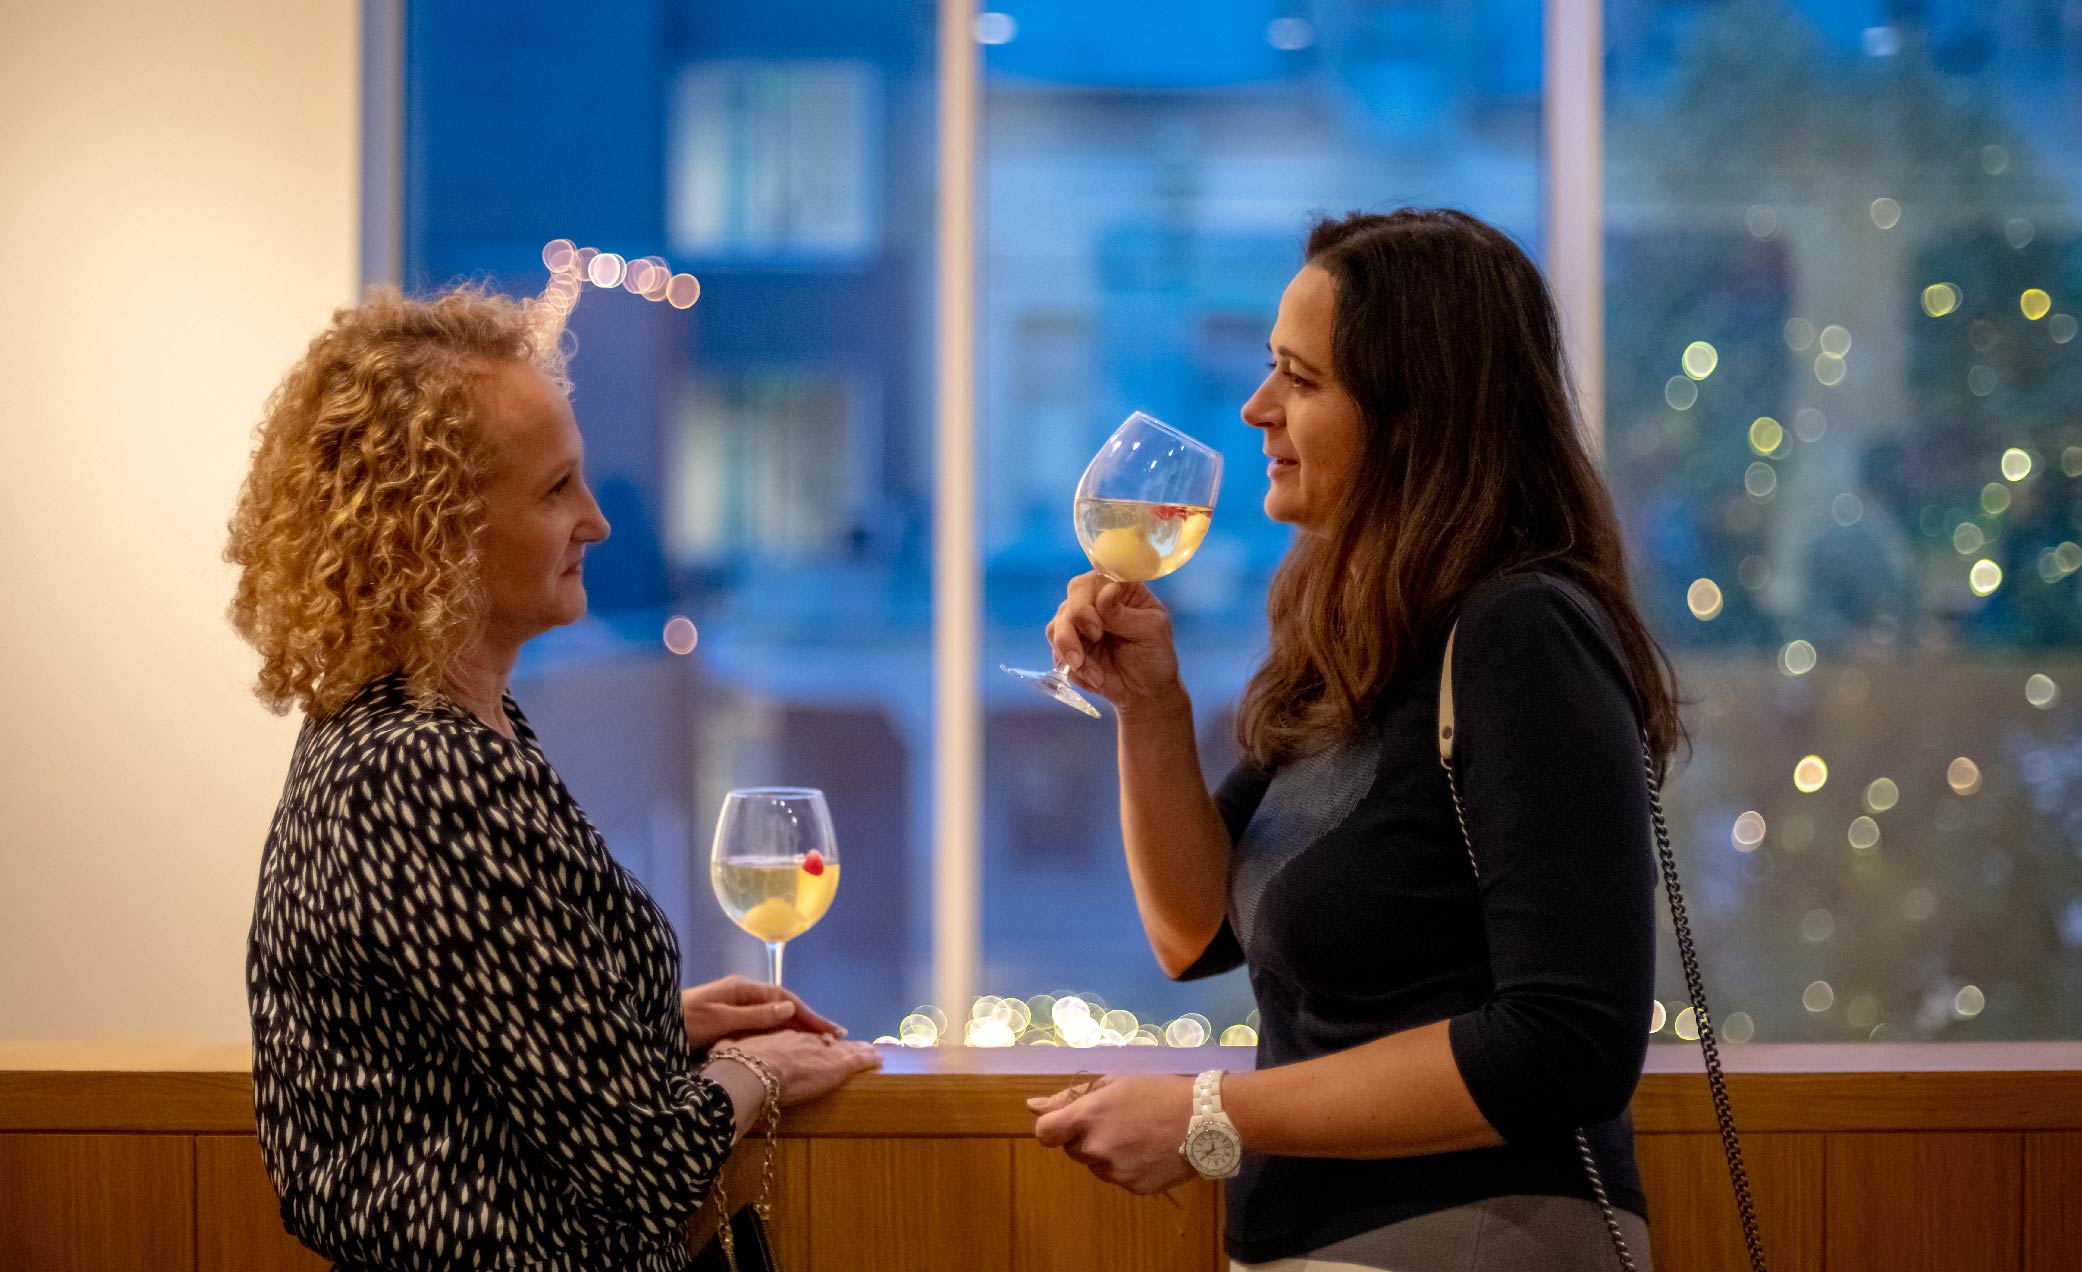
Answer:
[{"left": 228, "top": 285, "right": 877, "bottom": 1271}]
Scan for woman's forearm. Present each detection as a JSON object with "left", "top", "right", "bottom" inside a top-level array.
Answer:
[
  {"left": 699, "top": 1056, "right": 762, "bottom": 1147},
  {"left": 1221, "top": 1019, "right": 1504, "bottom": 1158},
  {"left": 1114, "top": 686, "right": 1236, "bottom": 976}
]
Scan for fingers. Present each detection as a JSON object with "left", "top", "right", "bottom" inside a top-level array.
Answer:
[
  {"left": 777, "top": 988, "right": 847, "bottom": 1036},
  {"left": 720, "top": 1000, "right": 797, "bottom": 1034},
  {"left": 1047, "top": 572, "right": 1117, "bottom": 669},
  {"left": 1024, "top": 1086, "right": 1078, "bottom": 1116},
  {"left": 1033, "top": 1105, "right": 1084, "bottom": 1150}
]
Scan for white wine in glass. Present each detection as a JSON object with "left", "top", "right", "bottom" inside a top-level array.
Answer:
[
  {"left": 710, "top": 787, "right": 839, "bottom": 986},
  {"left": 1002, "top": 411, "right": 1223, "bottom": 717}
]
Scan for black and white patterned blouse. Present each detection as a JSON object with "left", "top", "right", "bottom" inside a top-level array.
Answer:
[{"left": 248, "top": 673, "right": 733, "bottom": 1271}]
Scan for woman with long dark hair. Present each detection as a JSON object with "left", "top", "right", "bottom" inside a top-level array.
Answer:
[{"left": 1027, "top": 208, "right": 1677, "bottom": 1269}]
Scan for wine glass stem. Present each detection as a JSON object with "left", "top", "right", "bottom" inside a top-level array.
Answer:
[{"left": 765, "top": 940, "right": 786, "bottom": 987}]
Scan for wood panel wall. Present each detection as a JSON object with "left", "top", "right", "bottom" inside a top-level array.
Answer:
[{"left": 5, "top": 1051, "right": 2080, "bottom": 1271}]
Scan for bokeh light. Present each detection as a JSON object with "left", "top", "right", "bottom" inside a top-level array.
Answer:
[
  {"left": 1731, "top": 811, "right": 1766, "bottom": 851},
  {"left": 1921, "top": 282, "right": 1960, "bottom": 317},
  {"left": 1687, "top": 578, "right": 1723, "bottom": 621},
  {"left": 974, "top": 11, "right": 1017, "bottom": 44},
  {"left": 1864, "top": 778, "right": 1899, "bottom": 813},
  {"left": 1803, "top": 981, "right": 1836, "bottom": 1013},
  {"left": 1164, "top": 1014, "right": 1210, "bottom": 1048},
  {"left": 1795, "top": 755, "right": 1829, "bottom": 793},
  {"left": 1848, "top": 816, "right": 1881, "bottom": 854},
  {"left": 1748, "top": 417, "right": 1784, "bottom": 455},
  {"left": 1681, "top": 341, "right": 1719, "bottom": 380},
  {"left": 2020, "top": 289, "right": 2052, "bottom": 321},
  {"left": 584, "top": 252, "right": 622, "bottom": 289},
  {"left": 663, "top": 615, "right": 699, "bottom": 655},
  {"left": 1664, "top": 376, "right": 1699, "bottom": 410},
  {"left": 1970, "top": 559, "right": 2003, "bottom": 596},
  {"left": 2001, "top": 448, "right": 2033, "bottom": 481},
  {"left": 1947, "top": 757, "right": 1982, "bottom": 796},
  {"left": 666, "top": 273, "right": 702, "bottom": 308},
  {"left": 2026, "top": 674, "right": 2059, "bottom": 709},
  {"left": 1869, "top": 197, "right": 1901, "bottom": 229},
  {"left": 1779, "top": 639, "right": 1817, "bottom": 676}
]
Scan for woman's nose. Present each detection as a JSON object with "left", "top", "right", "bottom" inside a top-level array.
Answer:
[
  {"left": 1241, "top": 378, "right": 1279, "bottom": 430},
  {"left": 580, "top": 487, "right": 611, "bottom": 544}
]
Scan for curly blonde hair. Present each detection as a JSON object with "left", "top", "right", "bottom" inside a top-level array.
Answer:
[{"left": 225, "top": 284, "right": 569, "bottom": 718}]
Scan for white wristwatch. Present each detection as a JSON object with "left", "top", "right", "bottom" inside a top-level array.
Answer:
[{"left": 1180, "top": 1069, "right": 1243, "bottom": 1179}]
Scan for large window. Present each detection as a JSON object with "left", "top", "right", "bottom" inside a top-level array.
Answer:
[
  {"left": 398, "top": 0, "right": 2078, "bottom": 1045},
  {"left": 976, "top": 0, "right": 1541, "bottom": 1034},
  {"left": 405, "top": 0, "right": 939, "bottom": 1037},
  {"left": 1606, "top": 0, "right": 2082, "bottom": 1042}
]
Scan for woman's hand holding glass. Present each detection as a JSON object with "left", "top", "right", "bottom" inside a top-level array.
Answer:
[{"left": 1044, "top": 574, "right": 1186, "bottom": 713}]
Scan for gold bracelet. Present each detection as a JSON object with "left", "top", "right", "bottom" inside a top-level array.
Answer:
[{"left": 709, "top": 1046, "right": 783, "bottom": 1219}]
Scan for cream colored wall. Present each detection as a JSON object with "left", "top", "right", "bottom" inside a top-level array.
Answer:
[{"left": 0, "top": 1, "right": 360, "bottom": 1044}]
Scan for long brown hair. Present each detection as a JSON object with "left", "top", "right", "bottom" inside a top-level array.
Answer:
[{"left": 1235, "top": 209, "right": 1684, "bottom": 772}]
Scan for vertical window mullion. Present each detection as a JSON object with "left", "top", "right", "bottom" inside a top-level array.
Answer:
[
  {"left": 932, "top": 0, "right": 982, "bottom": 1016},
  {"left": 1545, "top": 0, "right": 1605, "bottom": 457}
]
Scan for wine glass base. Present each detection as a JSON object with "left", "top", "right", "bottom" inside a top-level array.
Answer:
[{"left": 999, "top": 665, "right": 1103, "bottom": 718}]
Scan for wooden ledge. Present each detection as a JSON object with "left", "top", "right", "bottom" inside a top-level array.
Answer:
[{"left": 5, "top": 1040, "right": 2080, "bottom": 1137}]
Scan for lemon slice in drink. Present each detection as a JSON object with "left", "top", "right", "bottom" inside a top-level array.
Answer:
[
  {"left": 738, "top": 898, "right": 807, "bottom": 942},
  {"left": 1088, "top": 527, "right": 1161, "bottom": 581},
  {"left": 794, "top": 862, "right": 840, "bottom": 928}
]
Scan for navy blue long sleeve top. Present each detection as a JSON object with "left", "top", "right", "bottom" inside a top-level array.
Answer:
[{"left": 1184, "top": 569, "right": 1658, "bottom": 1263}]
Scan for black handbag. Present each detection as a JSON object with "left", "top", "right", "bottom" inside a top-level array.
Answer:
[
  {"left": 687, "top": 1205, "right": 780, "bottom": 1272},
  {"left": 1438, "top": 618, "right": 1769, "bottom": 1272}
]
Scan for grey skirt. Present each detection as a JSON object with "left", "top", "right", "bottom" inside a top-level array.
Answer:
[{"left": 1232, "top": 1195, "right": 1652, "bottom": 1272}]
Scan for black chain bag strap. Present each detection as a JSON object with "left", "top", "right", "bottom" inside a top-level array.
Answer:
[{"left": 1438, "top": 622, "right": 1769, "bottom": 1272}]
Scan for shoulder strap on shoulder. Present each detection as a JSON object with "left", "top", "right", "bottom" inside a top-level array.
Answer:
[{"left": 1437, "top": 622, "right": 1459, "bottom": 764}]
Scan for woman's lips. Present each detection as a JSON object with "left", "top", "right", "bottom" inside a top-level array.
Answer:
[{"left": 1267, "top": 457, "right": 1298, "bottom": 478}]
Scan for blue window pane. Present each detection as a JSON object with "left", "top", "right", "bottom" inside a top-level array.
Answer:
[
  {"left": 1606, "top": 0, "right": 2082, "bottom": 1043},
  {"left": 979, "top": 1, "right": 1543, "bottom": 1035},
  {"left": 403, "top": 0, "right": 937, "bottom": 1038}
]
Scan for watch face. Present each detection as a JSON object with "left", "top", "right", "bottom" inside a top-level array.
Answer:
[{"left": 1187, "top": 1125, "right": 1241, "bottom": 1176}]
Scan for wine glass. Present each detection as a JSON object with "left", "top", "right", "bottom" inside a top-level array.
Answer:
[
  {"left": 1001, "top": 410, "right": 1223, "bottom": 717},
  {"left": 710, "top": 787, "right": 840, "bottom": 986}
]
